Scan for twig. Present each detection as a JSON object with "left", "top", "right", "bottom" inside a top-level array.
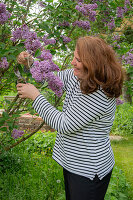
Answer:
[
  {"left": 4, "top": 120, "right": 46, "bottom": 152},
  {"left": 6, "top": 94, "right": 19, "bottom": 114}
]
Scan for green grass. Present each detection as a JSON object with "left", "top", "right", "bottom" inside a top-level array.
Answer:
[
  {"left": 111, "top": 136, "right": 133, "bottom": 199},
  {"left": 0, "top": 150, "right": 65, "bottom": 200}
]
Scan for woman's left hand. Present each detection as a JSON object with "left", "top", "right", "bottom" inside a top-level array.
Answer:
[{"left": 17, "top": 83, "right": 40, "bottom": 101}]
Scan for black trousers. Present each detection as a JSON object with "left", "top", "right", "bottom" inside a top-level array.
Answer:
[{"left": 63, "top": 168, "right": 112, "bottom": 200}]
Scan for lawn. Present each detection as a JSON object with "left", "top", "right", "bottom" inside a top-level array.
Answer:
[{"left": 111, "top": 136, "right": 133, "bottom": 199}]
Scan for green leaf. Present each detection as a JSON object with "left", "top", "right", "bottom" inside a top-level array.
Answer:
[
  {"left": 50, "top": 49, "right": 56, "bottom": 55},
  {"left": 46, "top": 0, "right": 53, "bottom": 2},
  {"left": 0, "top": 118, "right": 5, "bottom": 126},
  {"left": 2, "top": 112, "right": 9, "bottom": 120},
  {"left": 61, "top": 45, "right": 67, "bottom": 51},
  {"left": 0, "top": 43, "right": 6, "bottom": 49},
  {"left": 0, "top": 127, "right": 7, "bottom": 131},
  {"left": 34, "top": 49, "right": 41, "bottom": 57}
]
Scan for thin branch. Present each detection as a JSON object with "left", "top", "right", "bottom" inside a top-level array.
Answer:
[
  {"left": 6, "top": 94, "right": 19, "bottom": 114},
  {"left": 4, "top": 120, "right": 46, "bottom": 152},
  {"left": 8, "top": 98, "right": 25, "bottom": 115},
  {"left": 22, "top": 0, "right": 32, "bottom": 24}
]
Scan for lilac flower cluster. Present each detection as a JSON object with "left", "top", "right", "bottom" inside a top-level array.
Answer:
[
  {"left": 30, "top": 61, "right": 63, "bottom": 97},
  {"left": 112, "top": 34, "right": 120, "bottom": 41},
  {"left": 117, "top": 7, "right": 124, "bottom": 18},
  {"left": 107, "top": 18, "right": 115, "bottom": 30},
  {"left": 11, "top": 24, "right": 42, "bottom": 54},
  {"left": 124, "top": 0, "right": 132, "bottom": 12},
  {"left": 0, "top": 57, "right": 9, "bottom": 69},
  {"left": 101, "top": 9, "right": 110, "bottom": 23},
  {"left": 111, "top": 34, "right": 121, "bottom": 49},
  {"left": 41, "top": 35, "right": 56, "bottom": 46},
  {"left": 59, "top": 21, "right": 70, "bottom": 27},
  {"left": 75, "top": 2, "right": 97, "bottom": 22},
  {"left": 38, "top": 49, "right": 53, "bottom": 60},
  {"left": 116, "top": 98, "right": 124, "bottom": 105},
  {"left": 47, "top": 72, "right": 63, "bottom": 97},
  {"left": 117, "top": 0, "right": 132, "bottom": 18},
  {"left": 73, "top": 20, "right": 90, "bottom": 30},
  {"left": 0, "top": 3, "right": 11, "bottom": 24},
  {"left": 11, "top": 129, "right": 25, "bottom": 139},
  {"left": 61, "top": 36, "right": 72, "bottom": 44},
  {"left": 122, "top": 49, "right": 133, "bottom": 67}
]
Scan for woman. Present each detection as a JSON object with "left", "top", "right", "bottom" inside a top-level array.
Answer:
[{"left": 17, "top": 36, "right": 124, "bottom": 200}]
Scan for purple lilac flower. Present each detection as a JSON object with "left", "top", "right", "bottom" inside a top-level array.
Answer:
[
  {"left": 122, "top": 50, "right": 133, "bottom": 67},
  {"left": 61, "top": 36, "right": 72, "bottom": 44},
  {"left": 25, "top": 39, "right": 42, "bottom": 54},
  {"left": 30, "top": 60, "right": 63, "bottom": 96},
  {"left": 59, "top": 21, "right": 70, "bottom": 27},
  {"left": 107, "top": 18, "right": 115, "bottom": 30},
  {"left": 42, "top": 35, "right": 56, "bottom": 45},
  {"left": 30, "top": 64, "right": 43, "bottom": 82},
  {"left": 49, "top": 61, "right": 60, "bottom": 72},
  {"left": 73, "top": 20, "right": 91, "bottom": 30},
  {"left": 117, "top": 7, "right": 124, "bottom": 18},
  {"left": 101, "top": 9, "right": 110, "bottom": 23},
  {"left": 0, "top": 3, "right": 11, "bottom": 24},
  {"left": 46, "top": 72, "right": 63, "bottom": 97},
  {"left": 11, "top": 129, "right": 25, "bottom": 139},
  {"left": 38, "top": 49, "right": 53, "bottom": 60},
  {"left": 0, "top": 57, "right": 9, "bottom": 69},
  {"left": 113, "top": 34, "right": 120, "bottom": 41},
  {"left": 88, "top": 11, "right": 96, "bottom": 21},
  {"left": 111, "top": 42, "right": 121, "bottom": 49},
  {"left": 124, "top": 0, "right": 132, "bottom": 12},
  {"left": 116, "top": 98, "right": 124, "bottom": 105},
  {"left": 11, "top": 24, "right": 30, "bottom": 42},
  {"left": 75, "top": 2, "right": 97, "bottom": 19}
]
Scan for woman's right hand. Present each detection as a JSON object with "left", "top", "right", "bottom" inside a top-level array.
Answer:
[{"left": 17, "top": 51, "right": 34, "bottom": 67}]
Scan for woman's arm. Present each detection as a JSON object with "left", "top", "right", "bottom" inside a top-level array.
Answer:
[{"left": 32, "top": 91, "right": 107, "bottom": 135}]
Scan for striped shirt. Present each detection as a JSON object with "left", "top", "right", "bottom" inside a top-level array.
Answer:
[{"left": 32, "top": 69, "right": 115, "bottom": 180}]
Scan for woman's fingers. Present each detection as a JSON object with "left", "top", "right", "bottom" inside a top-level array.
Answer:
[{"left": 17, "top": 51, "right": 30, "bottom": 65}]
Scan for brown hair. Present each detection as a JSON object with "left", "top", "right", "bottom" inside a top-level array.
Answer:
[{"left": 76, "top": 36, "right": 124, "bottom": 98}]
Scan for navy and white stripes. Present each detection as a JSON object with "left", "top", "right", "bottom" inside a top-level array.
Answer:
[{"left": 32, "top": 69, "right": 115, "bottom": 180}]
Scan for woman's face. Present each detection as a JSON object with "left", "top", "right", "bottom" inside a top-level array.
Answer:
[{"left": 71, "top": 48, "right": 85, "bottom": 79}]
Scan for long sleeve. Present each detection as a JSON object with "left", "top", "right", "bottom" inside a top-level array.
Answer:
[{"left": 32, "top": 90, "right": 107, "bottom": 135}]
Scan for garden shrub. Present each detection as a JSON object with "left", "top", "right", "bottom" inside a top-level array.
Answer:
[{"left": 111, "top": 103, "right": 133, "bottom": 135}]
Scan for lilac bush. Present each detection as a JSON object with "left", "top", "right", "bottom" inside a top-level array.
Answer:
[{"left": 0, "top": 3, "right": 11, "bottom": 24}]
